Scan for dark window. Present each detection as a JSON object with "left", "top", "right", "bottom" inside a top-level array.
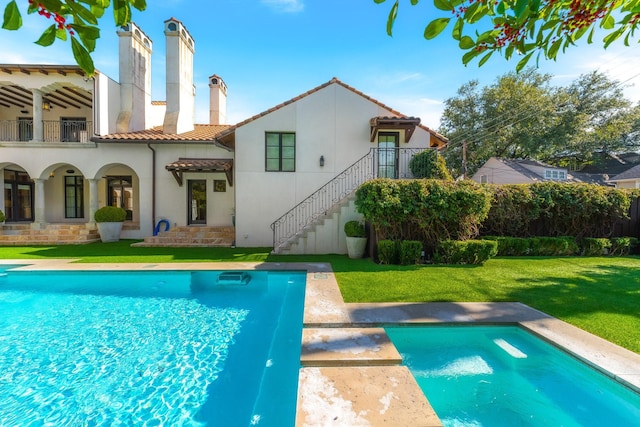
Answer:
[
  {"left": 188, "top": 180, "right": 207, "bottom": 225},
  {"left": 265, "top": 132, "right": 295, "bottom": 172},
  {"left": 64, "top": 176, "right": 84, "bottom": 218},
  {"left": 107, "top": 176, "right": 133, "bottom": 221},
  {"left": 3, "top": 170, "right": 33, "bottom": 222}
]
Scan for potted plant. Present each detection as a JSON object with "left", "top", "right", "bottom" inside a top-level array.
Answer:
[
  {"left": 94, "top": 206, "right": 127, "bottom": 242},
  {"left": 344, "top": 220, "right": 367, "bottom": 259}
]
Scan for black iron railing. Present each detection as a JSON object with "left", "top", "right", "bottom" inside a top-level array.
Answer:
[
  {"left": 0, "top": 120, "right": 93, "bottom": 142},
  {"left": 270, "top": 147, "right": 428, "bottom": 251}
]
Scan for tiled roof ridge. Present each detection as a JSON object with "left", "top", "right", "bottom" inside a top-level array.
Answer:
[{"left": 215, "top": 77, "right": 448, "bottom": 144}]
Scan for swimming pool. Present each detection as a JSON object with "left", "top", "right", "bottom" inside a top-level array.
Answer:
[
  {"left": 386, "top": 325, "right": 640, "bottom": 427},
  {"left": 0, "top": 267, "right": 305, "bottom": 426}
]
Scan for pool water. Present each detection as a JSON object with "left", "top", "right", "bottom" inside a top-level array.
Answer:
[
  {"left": 385, "top": 325, "right": 640, "bottom": 427},
  {"left": 0, "top": 268, "right": 305, "bottom": 426}
]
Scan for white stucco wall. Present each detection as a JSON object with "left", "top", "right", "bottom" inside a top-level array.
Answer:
[{"left": 234, "top": 82, "right": 434, "bottom": 248}]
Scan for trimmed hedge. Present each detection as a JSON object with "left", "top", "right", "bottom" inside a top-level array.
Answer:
[
  {"left": 377, "top": 240, "right": 399, "bottom": 265},
  {"left": 434, "top": 239, "right": 498, "bottom": 265},
  {"left": 94, "top": 206, "right": 127, "bottom": 222},
  {"left": 409, "top": 150, "right": 453, "bottom": 180},
  {"left": 399, "top": 240, "right": 423, "bottom": 265},
  {"left": 377, "top": 240, "right": 423, "bottom": 265},
  {"left": 581, "top": 238, "right": 612, "bottom": 256},
  {"left": 355, "top": 179, "right": 491, "bottom": 251}
]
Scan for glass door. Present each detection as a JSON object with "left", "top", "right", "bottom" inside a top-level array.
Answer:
[
  {"left": 378, "top": 132, "right": 400, "bottom": 178},
  {"left": 3, "top": 170, "right": 33, "bottom": 222},
  {"left": 107, "top": 176, "right": 133, "bottom": 220},
  {"left": 188, "top": 180, "right": 207, "bottom": 225}
]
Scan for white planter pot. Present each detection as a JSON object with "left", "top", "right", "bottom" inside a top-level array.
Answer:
[
  {"left": 97, "top": 222, "right": 123, "bottom": 243},
  {"left": 346, "top": 236, "right": 367, "bottom": 259}
]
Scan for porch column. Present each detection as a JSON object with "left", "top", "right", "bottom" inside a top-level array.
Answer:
[
  {"left": 31, "top": 89, "right": 44, "bottom": 142},
  {"left": 32, "top": 178, "right": 46, "bottom": 229},
  {"left": 88, "top": 178, "right": 98, "bottom": 225}
]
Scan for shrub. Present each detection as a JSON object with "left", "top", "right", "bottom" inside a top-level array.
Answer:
[
  {"left": 94, "top": 206, "right": 127, "bottom": 222},
  {"left": 0, "top": 209, "right": 5, "bottom": 223},
  {"left": 484, "top": 236, "right": 531, "bottom": 256},
  {"left": 377, "top": 240, "right": 399, "bottom": 264},
  {"left": 409, "top": 150, "right": 452, "bottom": 180},
  {"left": 434, "top": 239, "right": 498, "bottom": 265},
  {"left": 399, "top": 240, "right": 423, "bottom": 265},
  {"left": 529, "top": 237, "right": 578, "bottom": 256},
  {"left": 581, "top": 238, "right": 612, "bottom": 256},
  {"left": 609, "top": 237, "right": 632, "bottom": 256},
  {"left": 344, "top": 220, "right": 365, "bottom": 238}
]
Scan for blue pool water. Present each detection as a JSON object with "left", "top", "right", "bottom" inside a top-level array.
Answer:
[
  {"left": 385, "top": 325, "right": 640, "bottom": 427},
  {"left": 0, "top": 267, "right": 305, "bottom": 426}
]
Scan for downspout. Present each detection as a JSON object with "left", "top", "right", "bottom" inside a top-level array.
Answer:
[{"left": 147, "top": 143, "right": 156, "bottom": 233}]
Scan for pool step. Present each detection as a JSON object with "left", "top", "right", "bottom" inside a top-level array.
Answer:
[
  {"left": 132, "top": 226, "right": 235, "bottom": 247},
  {"left": 300, "top": 328, "right": 402, "bottom": 367}
]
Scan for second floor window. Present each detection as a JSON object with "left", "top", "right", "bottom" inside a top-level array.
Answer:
[{"left": 265, "top": 132, "right": 295, "bottom": 172}]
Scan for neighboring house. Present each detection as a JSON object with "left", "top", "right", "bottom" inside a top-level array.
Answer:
[
  {"left": 0, "top": 18, "right": 447, "bottom": 253},
  {"left": 472, "top": 157, "right": 571, "bottom": 184},
  {"left": 608, "top": 164, "right": 640, "bottom": 189}
]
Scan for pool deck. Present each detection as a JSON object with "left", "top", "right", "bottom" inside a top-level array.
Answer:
[{"left": 3, "top": 259, "right": 640, "bottom": 426}]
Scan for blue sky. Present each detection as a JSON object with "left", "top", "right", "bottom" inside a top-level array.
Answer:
[{"left": 3, "top": 0, "right": 640, "bottom": 128}]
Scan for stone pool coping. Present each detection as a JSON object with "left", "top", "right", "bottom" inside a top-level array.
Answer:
[{"left": 2, "top": 259, "right": 639, "bottom": 426}]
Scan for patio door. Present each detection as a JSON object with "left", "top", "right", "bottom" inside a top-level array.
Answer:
[
  {"left": 188, "top": 180, "right": 206, "bottom": 225},
  {"left": 107, "top": 176, "right": 133, "bottom": 221},
  {"left": 378, "top": 132, "right": 400, "bottom": 178},
  {"left": 3, "top": 170, "right": 33, "bottom": 222}
]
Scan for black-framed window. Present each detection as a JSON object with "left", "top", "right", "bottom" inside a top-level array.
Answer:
[
  {"left": 265, "top": 132, "right": 295, "bottom": 172},
  {"left": 64, "top": 176, "right": 84, "bottom": 218}
]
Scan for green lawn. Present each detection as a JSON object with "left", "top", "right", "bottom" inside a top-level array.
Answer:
[{"left": 1, "top": 242, "right": 638, "bottom": 353}]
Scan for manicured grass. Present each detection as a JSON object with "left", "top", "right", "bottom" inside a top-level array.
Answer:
[{"left": 1, "top": 244, "right": 638, "bottom": 353}]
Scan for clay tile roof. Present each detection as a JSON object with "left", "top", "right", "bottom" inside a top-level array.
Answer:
[
  {"left": 94, "top": 124, "right": 232, "bottom": 145},
  {"left": 215, "top": 77, "right": 448, "bottom": 147},
  {"left": 151, "top": 100, "right": 166, "bottom": 105}
]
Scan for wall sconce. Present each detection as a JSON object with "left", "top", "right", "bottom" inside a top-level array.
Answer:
[
  {"left": 42, "top": 100, "right": 51, "bottom": 111},
  {"left": 49, "top": 171, "right": 55, "bottom": 178},
  {"left": 319, "top": 155, "right": 325, "bottom": 167}
]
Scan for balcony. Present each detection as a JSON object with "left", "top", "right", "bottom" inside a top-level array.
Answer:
[{"left": 0, "top": 120, "right": 93, "bottom": 143}]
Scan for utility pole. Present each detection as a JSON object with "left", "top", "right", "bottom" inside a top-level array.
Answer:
[{"left": 462, "top": 140, "right": 467, "bottom": 180}]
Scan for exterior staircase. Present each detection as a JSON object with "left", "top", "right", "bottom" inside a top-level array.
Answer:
[
  {"left": 132, "top": 226, "right": 235, "bottom": 247},
  {"left": 0, "top": 223, "right": 100, "bottom": 245}
]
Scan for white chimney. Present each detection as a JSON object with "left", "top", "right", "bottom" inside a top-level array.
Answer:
[
  {"left": 209, "top": 74, "right": 227, "bottom": 125},
  {"left": 163, "top": 17, "right": 195, "bottom": 134},
  {"left": 116, "top": 22, "right": 152, "bottom": 133}
]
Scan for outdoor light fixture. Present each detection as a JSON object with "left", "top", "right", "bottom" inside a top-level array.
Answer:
[
  {"left": 319, "top": 155, "right": 325, "bottom": 167},
  {"left": 42, "top": 100, "right": 51, "bottom": 111}
]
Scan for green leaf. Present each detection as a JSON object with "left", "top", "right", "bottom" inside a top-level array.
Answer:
[
  {"left": 67, "top": 1, "right": 98, "bottom": 25},
  {"left": 386, "top": 0, "right": 399, "bottom": 36},
  {"left": 433, "top": 0, "right": 452, "bottom": 11},
  {"left": 603, "top": 28, "right": 624, "bottom": 49},
  {"left": 112, "top": 0, "right": 132, "bottom": 27},
  {"left": 478, "top": 50, "right": 494, "bottom": 67},
  {"left": 131, "top": 0, "right": 146, "bottom": 8},
  {"left": 373, "top": 0, "right": 387, "bottom": 3},
  {"left": 462, "top": 48, "right": 481, "bottom": 65},
  {"left": 497, "top": 1, "right": 505, "bottom": 14},
  {"left": 411, "top": 0, "right": 419, "bottom": 5},
  {"left": 602, "top": 15, "right": 615, "bottom": 30},
  {"left": 424, "top": 17, "right": 451, "bottom": 40},
  {"left": 459, "top": 35, "right": 475, "bottom": 49},
  {"left": 516, "top": 51, "right": 533, "bottom": 72},
  {"left": 71, "top": 36, "right": 95, "bottom": 76},
  {"left": 70, "top": 23, "right": 100, "bottom": 52},
  {"left": 452, "top": 17, "right": 463, "bottom": 41},
  {"left": 547, "top": 38, "right": 562, "bottom": 59},
  {"left": 587, "top": 27, "right": 595, "bottom": 44},
  {"left": 56, "top": 26, "right": 67, "bottom": 41},
  {"left": 35, "top": 24, "right": 57, "bottom": 46},
  {"left": 2, "top": 0, "right": 22, "bottom": 31}
]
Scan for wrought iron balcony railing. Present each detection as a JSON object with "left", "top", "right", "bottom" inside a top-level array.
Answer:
[
  {"left": 271, "top": 147, "right": 428, "bottom": 251},
  {"left": 0, "top": 120, "right": 93, "bottom": 143}
]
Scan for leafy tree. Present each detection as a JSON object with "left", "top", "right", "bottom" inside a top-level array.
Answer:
[
  {"left": 440, "top": 68, "right": 559, "bottom": 176},
  {"left": 550, "top": 71, "right": 640, "bottom": 164},
  {"left": 2, "top": 0, "right": 146, "bottom": 76},
  {"left": 376, "top": 0, "right": 640, "bottom": 70}
]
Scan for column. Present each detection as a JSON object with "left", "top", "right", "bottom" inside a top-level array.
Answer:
[
  {"left": 88, "top": 178, "right": 99, "bottom": 225},
  {"left": 32, "top": 178, "right": 46, "bottom": 229},
  {"left": 31, "top": 89, "right": 44, "bottom": 142}
]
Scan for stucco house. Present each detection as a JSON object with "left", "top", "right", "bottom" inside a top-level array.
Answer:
[
  {"left": 471, "top": 157, "right": 609, "bottom": 185},
  {"left": 0, "top": 18, "right": 446, "bottom": 253}
]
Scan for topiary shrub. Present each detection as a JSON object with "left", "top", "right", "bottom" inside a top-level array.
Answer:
[
  {"left": 399, "top": 240, "right": 423, "bottom": 265},
  {"left": 377, "top": 240, "right": 399, "bottom": 264},
  {"left": 94, "top": 206, "right": 127, "bottom": 222},
  {"left": 344, "top": 220, "right": 366, "bottom": 237},
  {"left": 434, "top": 239, "right": 498, "bottom": 265},
  {"left": 0, "top": 209, "right": 5, "bottom": 223}
]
